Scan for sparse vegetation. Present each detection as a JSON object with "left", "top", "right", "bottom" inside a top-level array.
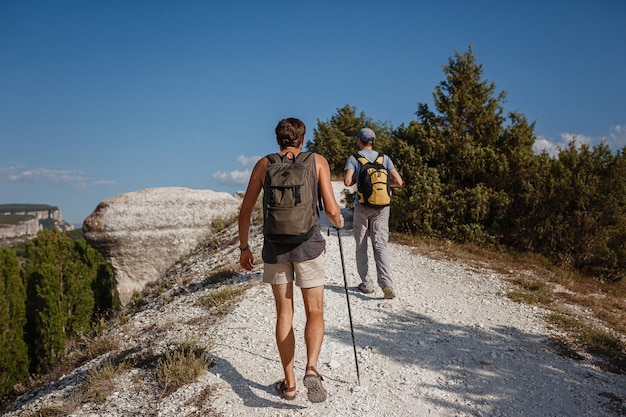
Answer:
[
  {"left": 0, "top": 214, "right": 36, "bottom": 226},
  {"left": 84, "top": 361, "right": 117, "bottom": 402},
  {"left": 23, "top": 405, "right": 70, "bottom": 416},
  {"left": 210, "top": 213, "right": 238, "bottom": 233},
  {"left": 547, "top": 312, "right": 626, "bottom": 372},
  {"left": 198, "top": 284, "right": 246, "bottom": 316},
  {"left": 507, "top": 277, "right": 555, "bottom": 305},
  {"left": 155, "top": 340, "right": 213, "bottom": 396},
  {"left": 129, "top": 291, "right": 146, "bottom": 314},
  {"left": 202, "top": 264, "right": 239, "bottom": 285},
  {"left": 0, "top": 204, "right": 59, "bottom": 213}
]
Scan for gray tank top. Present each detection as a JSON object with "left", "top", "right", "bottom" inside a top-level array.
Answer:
[{"left": 262, "top": 152, "right": 326, "bottom": 264}]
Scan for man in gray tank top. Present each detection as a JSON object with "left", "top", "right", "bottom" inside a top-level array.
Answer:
[{"left": 238, "top": 118, "right": 344, "bottom": 403}]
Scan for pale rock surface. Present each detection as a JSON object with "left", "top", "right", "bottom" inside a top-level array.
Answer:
[
  {"left": 0, "top": 207, "right": 73, "bottom": 246},
  {"left": 83, "top": 187, "right": 241, "bottom": 305},
  {"left": 0, "top": 217, "right": 40, "bottom": 239}
]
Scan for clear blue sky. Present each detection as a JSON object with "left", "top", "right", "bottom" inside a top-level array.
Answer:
[{"left": 1, "top": 1, "right": 625, "bottom": 225}]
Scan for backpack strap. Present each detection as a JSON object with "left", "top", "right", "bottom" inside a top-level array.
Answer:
[
  {"left": 354, "top": 152, "right": 382, "bottom": 163},
  {"left": 296, "top": 151, "right": 314, "bottom": 162},
  {"left": 354, "top": 152, "right": 383, "bottom": 169},
  {"left": 353, "top": 152, "right": 365, "bottom": 168},
  {"left": 266, "top": 153, "right": 281, "bottom": 164},
  {"left": 268, "top": 151, "right": 312, "bottom": 163},
  {"left": 299, "top": 151, "right": 324, "bottom": 213}
]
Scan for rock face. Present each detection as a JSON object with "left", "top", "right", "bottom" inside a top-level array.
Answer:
[
  {"left": 0, "top": 218, "right": 40, "bottom": 239},
  {"left": 83, "top": 187, "right": 242, "bottom": 305},
  {"left": 0, "top": 206, "right": 74, "bottom": 247}
]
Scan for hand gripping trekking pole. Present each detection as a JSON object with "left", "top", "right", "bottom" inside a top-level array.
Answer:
[{"left": 335, "top": 226, "right": 361, "bottom": 386}]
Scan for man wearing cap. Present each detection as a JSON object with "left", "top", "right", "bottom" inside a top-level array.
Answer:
[{"left": 343, "top": 128, "right": 403, "bottom": 299}]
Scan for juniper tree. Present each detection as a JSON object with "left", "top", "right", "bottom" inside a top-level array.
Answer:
[
  {"left": 514, "top": 142, "right": 626, "bottom": 280},
  {"left": 0, "top": 259, "right": 9, "bottom": 390},
  {"left": 24, "top": 229, "right": 96, "bottom": 372},
  {"left": 307, "top": 104, "right": 392, "bottom": 176},
  {"left": 390, "top": 46, "right": 536, "bottom": 244},
  {"left": 24, "top": 231, "right": 68, "bottom": 373},
  {"left": 0, "top": 247, "right": 29, "bottom": 394}
]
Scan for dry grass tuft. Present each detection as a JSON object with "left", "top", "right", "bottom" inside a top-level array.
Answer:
[
  {"left": 202, "top": 264, "right": 240, "bottom": 286},
  {"left": 155, "top": 340, "right": 213, "bottom": 396},
  {"left": 23, "top": 406, "right": 69, "bottom": 416},
  {"left": 84, "top": 361, "right": 117, "bottom": 402},
  {"left": 507, "top": 277, "right": 555, "bottom": 305},
  {"left": 198, "top": 285, "right": 246, "bottom": 316},
  {"left": 210, "top": 213, "right": 238, "bottom": 233},
  {"left": 24, "top": 388, "right": 87, "bottom": 416}
]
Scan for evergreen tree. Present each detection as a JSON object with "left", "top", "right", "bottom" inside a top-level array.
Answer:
[
  {"left": 388, "top": 121, "right": 446, "bottom": 236},
  {"left": 23, "top": 229, "right": 111, "bottom": 373},
  {"left": 64, "top": 239, "right": 95, "bottom": 336},
  {"left": 0, "top": 247, "right": 29, "bottom": 394},
  {"left": 391, "top": 46, "right": 536, "bottom": 244},
  {"left": 0, "top": 257, "right": 9, "bottom": 390},
  {"left": 307, "top": 104, "right": 392, "bottom": 176},
  {"left": 24, "top": 231, "right": 67, "bottom": 374}
]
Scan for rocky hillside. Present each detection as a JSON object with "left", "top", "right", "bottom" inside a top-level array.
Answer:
[{"left": 3, "top": 183, "right": 625, "bottom": 417}]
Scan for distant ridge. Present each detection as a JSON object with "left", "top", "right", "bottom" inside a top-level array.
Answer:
[
  {"left": 0, "top": 203, "right": 59, "bottom": 213},
  {"left": 0, "top": 204, "right": 73, "bottom": 247}
]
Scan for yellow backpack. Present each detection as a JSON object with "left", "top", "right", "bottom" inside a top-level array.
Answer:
[{"left": 355, "top": 153, "right": 391, "bottom": 207}]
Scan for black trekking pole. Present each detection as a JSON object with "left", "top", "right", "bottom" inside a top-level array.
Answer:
[{"left": 334, "top": 226, "right": 361, "bottom": 386}]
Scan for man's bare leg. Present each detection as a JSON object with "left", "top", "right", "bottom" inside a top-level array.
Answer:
[
  {"left": 301, "top": 285, "right": 325, "bottom": 372},
  {"left": 272, "top": 283, "right": 296, "bottom": 389},
  {"left": 301, "top": 285, "right": 327, "bottom": 402}
]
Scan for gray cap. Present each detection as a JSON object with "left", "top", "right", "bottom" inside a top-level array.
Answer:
[{"left": 356, "top": 128, "right": 376, "bottom": 142}]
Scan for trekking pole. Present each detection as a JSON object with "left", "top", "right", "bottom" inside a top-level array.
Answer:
[{"left": 334, "top": 226, "right": 361, "bottom": 386}]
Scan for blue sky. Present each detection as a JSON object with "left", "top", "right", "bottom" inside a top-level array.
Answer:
[{"left": 1, "top": 1, "right": 625, "bottom": 225}]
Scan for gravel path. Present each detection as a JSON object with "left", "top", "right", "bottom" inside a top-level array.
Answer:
[
  {"left": 200, "top": 243, "right": 624, "bottom": 417},
  {"left": 189, "top": 184, "right": 626, "bottom": 417}
]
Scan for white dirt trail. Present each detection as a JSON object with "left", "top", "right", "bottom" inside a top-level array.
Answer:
[{"left": 197, "top": 183, "right": 626, "bottom": 417}]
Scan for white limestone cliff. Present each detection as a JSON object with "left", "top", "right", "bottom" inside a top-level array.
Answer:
[{"left": 83, "top": 187, "right": 242, "bottom": 306}]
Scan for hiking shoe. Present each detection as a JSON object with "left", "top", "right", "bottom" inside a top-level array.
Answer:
[
  {"left": 383, "top": 287, "right": 396, "bottom": 299},
  {"left": 357, "top": 283, "right": 375, "bottom": 294}
]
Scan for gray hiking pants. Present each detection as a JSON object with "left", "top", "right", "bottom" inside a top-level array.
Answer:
[{"left": 352, "top": 204, "right": 393, "bottom": 290}]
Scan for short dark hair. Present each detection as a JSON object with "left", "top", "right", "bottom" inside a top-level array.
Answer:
[{"left": 275, "top": 118, "right": 306, "bottom": 149}]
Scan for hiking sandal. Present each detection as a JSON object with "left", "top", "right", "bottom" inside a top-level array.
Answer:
[
  {"left": 275, "top": 380, "right": 296, "bottom": 400},
  {"left": 303, "top": 366, "right": 327, "bottom": 403}
]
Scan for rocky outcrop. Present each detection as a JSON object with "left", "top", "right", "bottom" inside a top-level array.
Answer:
[
  {"left": 83, "top": 187, "right": 242, "bottom": 306},
  {"left": 4, "top": 207, "right": 63, "bottom": 221},
  {"left": 0, "top": 218, "right": 40, "bottom": 239},
  {"left": 0, "top": 206, "right": 73, "bottom": 247}
]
